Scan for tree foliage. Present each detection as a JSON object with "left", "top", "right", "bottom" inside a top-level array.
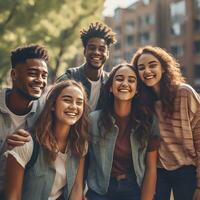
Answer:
[{"left": 0, "top": 0, "right": 104, "bottom": 85}]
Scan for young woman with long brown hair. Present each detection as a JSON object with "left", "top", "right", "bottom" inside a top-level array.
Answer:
[
  {"left": 86, "top": 63, "right": 160, "bottom": 200},
  {"left": 5, "top": 80, "right": 89, "bottom": 200},
  {"left": 132, "top": 46, "right": 200, "bottom": 200}
]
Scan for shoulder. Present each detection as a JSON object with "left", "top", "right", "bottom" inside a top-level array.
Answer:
[
  {"left": 89, "top": 110, "right": 101, "bottom": 120},
  {"left": 5, "top": 136, "right": 34, "bottom": 168},
  {"left": 57, "top": 65, "right": 84, "bottom": 82},
  {"left": 177, "top": 83, "right": 200, "bottom": 101}
]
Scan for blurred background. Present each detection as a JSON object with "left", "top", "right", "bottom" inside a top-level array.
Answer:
[{"left": 0, "top": 0, "right": 200, "bottom": 95}]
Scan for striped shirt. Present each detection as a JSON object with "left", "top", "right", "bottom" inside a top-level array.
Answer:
[{"left": 155, "top": 84, "right": 200, "bottom": 186}]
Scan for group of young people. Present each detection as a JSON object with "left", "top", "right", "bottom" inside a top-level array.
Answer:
[{"left": 0, "top": 21, "right": 200, "bottom": 200}]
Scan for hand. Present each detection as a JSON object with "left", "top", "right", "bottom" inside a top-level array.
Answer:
[
  {"left": 193, "top": 188, "right": 200, "bottom": 200},
  {"left": 6, "top": 129, "right": 31, "bottom": 150}
]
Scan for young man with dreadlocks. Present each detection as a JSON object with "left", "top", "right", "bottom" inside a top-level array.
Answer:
[
  {"left": 58, "top": 21, "right": 116, "bottom": 111},
  {"left": 0, "top": 44, "right": 49, "bottom": 197}
]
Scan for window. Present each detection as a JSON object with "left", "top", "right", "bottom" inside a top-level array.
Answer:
[
  {"left": 170, "top": 45, "right": 184, "bottom": 57},
  {"left": 143, "top": 0, "right": 150, "bottom": 5},
  {"left": 170, "top": 1, "right": 186, "bottom": 18},
  {"left": 146, "top": 14, "right": 155, "bottom": 25},
  {"left": 194, "top": 19, "right": 200, "bottom": 31},
  {"left": 140, "top": 32, "right": 150, "bottom": 44},
  {"left": 126, "top": 35, "right": 134, "bottom": 45},
  {"left": 125, "top": 21, "right": 135, "bottom": 32},
  {"left": 194, "top": 65, "right": 200, "bottom": 78},
  {"left": 194, "top": 40, "right": 200, "bottom": 54}
]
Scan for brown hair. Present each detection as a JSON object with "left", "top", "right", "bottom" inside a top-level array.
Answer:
[
  {"left": 33, "top": 80, "right": 89, "bottom": 162},
  {"left": 98, "top": 63, "right": 153, "bottom": 147},
  {"left": 132, "top": 45, "right": 185, "bottom": 115}
]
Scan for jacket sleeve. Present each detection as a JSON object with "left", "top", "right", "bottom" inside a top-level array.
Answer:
[{"left": 56, "top": 69, "right": 72, "bottom": 82}]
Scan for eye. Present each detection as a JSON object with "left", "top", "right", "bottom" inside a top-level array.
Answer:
[
  {"left": 137, "top": 65, "right": 145, "bottom": 71},
  {"left": 128, "top": 78, "right": 136, "bottom": 83},
  {"left": 42, "top": 73, "right": 48, "bottom": 79},
  {"left": 76, "top": 101, "right": 83, "bottom": 106},
  {"left": 115, "top": 77, "right": 124, "bottom": 82},
  {"left": 99, "top": 47, "right": 106, "bottom": 53},
  {"left": 63, "top": 98, "right": 71, "bottom": 103},
  {"left": 149, "top": 64, "right": 157, "bottom": 68}
]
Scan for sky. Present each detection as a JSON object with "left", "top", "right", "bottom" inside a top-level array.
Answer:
[{"left": 103, "top": 0, "right": 137, "bottom": 16}]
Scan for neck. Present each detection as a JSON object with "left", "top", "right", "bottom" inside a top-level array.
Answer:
[
  {"left": 84, "top": 64, "right": 103, "bottom": 81},
  {"left": 6, "top": 89, "right": 33, "bottom": 115},
  {"left": 152, "top": 84, "right": 160, "bottom": 97},
  {"left": 114, "top": 99, "right": 131, "bottom": 117},
  {"left": 55, "top": 122, "right": 70, "bottom": 141}
]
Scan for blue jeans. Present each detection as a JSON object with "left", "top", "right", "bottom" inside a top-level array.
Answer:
[
  {"left": 155, "top": 165, "right": 196, "bottom": 200},
  {"left": 86, "top": 175, "right": 141, "bottom": 200}
]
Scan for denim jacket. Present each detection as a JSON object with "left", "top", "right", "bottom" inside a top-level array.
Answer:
[
  {"left": 57, "top": 64, "right": 109, "bottom": 110},
  {"left": 87, "top": 110, "right": 159, "bottom": 194},
  {"left": 22, "top": 147, "right": 80, "bottom": 200}
]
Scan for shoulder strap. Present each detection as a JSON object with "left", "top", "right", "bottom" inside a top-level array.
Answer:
[{"left": 25, "top": 138, "right": 40, "bottom": 170}]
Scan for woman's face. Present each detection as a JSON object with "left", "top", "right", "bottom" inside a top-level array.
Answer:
[
  {"left": 137, "top": 53, "right": 164, "bottom": 92},
  {"left": 111, "top": 66, "right": 137, "bottom": 102},
  {"left": 55, "top": 85, "right": 84, "bottom": 126}
]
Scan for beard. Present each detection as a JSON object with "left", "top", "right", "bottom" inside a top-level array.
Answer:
[{"left": 16, "top": 88, "right": 39, "bottom": 101}]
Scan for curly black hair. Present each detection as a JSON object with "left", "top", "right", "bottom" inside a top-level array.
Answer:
[
  {"left": 11, "top": 44, "right": 49, "bottom": 68},
  {"left": 80, "top": 21, "right": 117, "bottom": 48}
]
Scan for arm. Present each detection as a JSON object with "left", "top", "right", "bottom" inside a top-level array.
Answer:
[
  {"left": 5, "top": 155, "right": 25, "bottom": 200},
  {"left": 6, "top": 129, "right": 31, "bottom": 150},
  {"left": 69, "top": 157, "right": 85, "bottom": 200},
  {"left": 141, "top": 150, "right": 157, "bottom": 200}
]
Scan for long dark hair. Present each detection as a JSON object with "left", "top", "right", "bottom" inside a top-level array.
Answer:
[
  {"left": 33, "top": 80, "right": 89, "bottom": 162},
  {"left": 132, "top": 45, "right": 185, "bottom": 115},
  {"left": 98, "top": 63, "right": 153, "bottom": 147}
]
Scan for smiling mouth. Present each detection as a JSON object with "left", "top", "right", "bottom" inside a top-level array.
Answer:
[
  {"left": 31, "top": 86, "right": 42, "bottom": 93},
  {"left": 144, "top": 75, "right": 155, "bottom": 80},
  {"left": 64, "top": 112, "right": 78, "bottom": 117}
]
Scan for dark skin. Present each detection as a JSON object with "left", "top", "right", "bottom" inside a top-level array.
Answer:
[
  {"left": 83, "top": 37, "right": 109, "bottom": 81},
  {"left": 6, "top": 58, "right": 48, "bottom": 148}
]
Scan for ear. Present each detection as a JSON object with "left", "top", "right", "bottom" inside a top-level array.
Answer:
[{"left": 11, "top": 69, "right": 18, "bottom": 81}]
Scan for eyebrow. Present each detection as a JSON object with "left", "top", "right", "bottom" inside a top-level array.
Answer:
[
  {"left": 61, "top": 95, "right": 84, "bottom": 101},
  {"left": 115, "top": 74, "right": 136, "bottom": 79},
  {"left": 27, "top": 67, "right": 48, "bottom": 73},
  {"left": 137, "top": 60, "right": 158, "bottom": 67}
]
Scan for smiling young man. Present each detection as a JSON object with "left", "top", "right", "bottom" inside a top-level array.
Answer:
[
  {"left": 0, "top": 44, "right": 49, "bottom": 196},
  {"left": 58, "top": 21, "right": 116, "bottom": 111}
]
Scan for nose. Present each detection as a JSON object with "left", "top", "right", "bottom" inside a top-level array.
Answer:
[
  {"left": 69, "top": 101, "right": 77, "bottom": 110},
  {"left": 93, "top": 47, "right": 100, "bottom": 55},
  {"left": 143, "top": 67, "right": 151, "bottom": 74},
  {"left": 121, "top": 79, "right": 129, "bottom": 87},
  {"left": 35, "top": 74, "right": 44, "bottom": 84}
]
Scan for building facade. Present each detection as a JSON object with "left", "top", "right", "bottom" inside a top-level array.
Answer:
[{"left": 104, "top": 0, "right": 200, "bottom": 91}]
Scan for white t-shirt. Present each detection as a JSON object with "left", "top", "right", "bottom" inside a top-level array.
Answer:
[
  {"left": 5, "top": 137, "right": 67, "bottom": 200},
  {"left": 87, "top": 78, "right": 101, "bottom": 111}
]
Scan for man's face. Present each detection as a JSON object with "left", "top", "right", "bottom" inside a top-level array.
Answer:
[
  {"left": 12, "top": 58, "right": 48, "bottom": 101},
  {"left": 84, "top": 37, "right": 109, "bottom": 70}
]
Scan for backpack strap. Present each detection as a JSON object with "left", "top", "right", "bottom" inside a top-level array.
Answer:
[{"left": 25, "top": 138, "right": 40, "bottom": 170}]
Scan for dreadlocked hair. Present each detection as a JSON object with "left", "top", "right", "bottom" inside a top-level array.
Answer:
[{"left": 80, "top": 21, "right": 117, "bottom": 48}]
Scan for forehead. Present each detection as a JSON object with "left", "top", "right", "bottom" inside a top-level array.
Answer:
[
  {"left": 16, "top": 58, "right": 48, "bottom": 73},
  {"left": 138, "top": 53, "right": 160, "bottom": 64},
  {"left": 115, "top": 66, "right": 136, "bottom": 76},
  {"left": 59, "top": 85, "right": 84, "bottom": 99},
  {"left": 87, "top": 37, "right": 107, "bottom": 47}
]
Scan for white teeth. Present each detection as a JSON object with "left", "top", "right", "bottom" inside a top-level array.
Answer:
[
  {"left": 119, "top": 89, "right": 129, "bottom": 92},
  {"left": 92, "top": 57, "right": 100, "bottom": 61},
  {"left": 145, "top": 76, "right": 154, "bottom": 79},
  {"left": 65, "top": 112, "right": 77, "bottom": 116}
]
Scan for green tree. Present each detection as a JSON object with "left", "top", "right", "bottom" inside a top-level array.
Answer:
[{"left": 0, "top": 0, "right": 104, "bottom": 85}]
